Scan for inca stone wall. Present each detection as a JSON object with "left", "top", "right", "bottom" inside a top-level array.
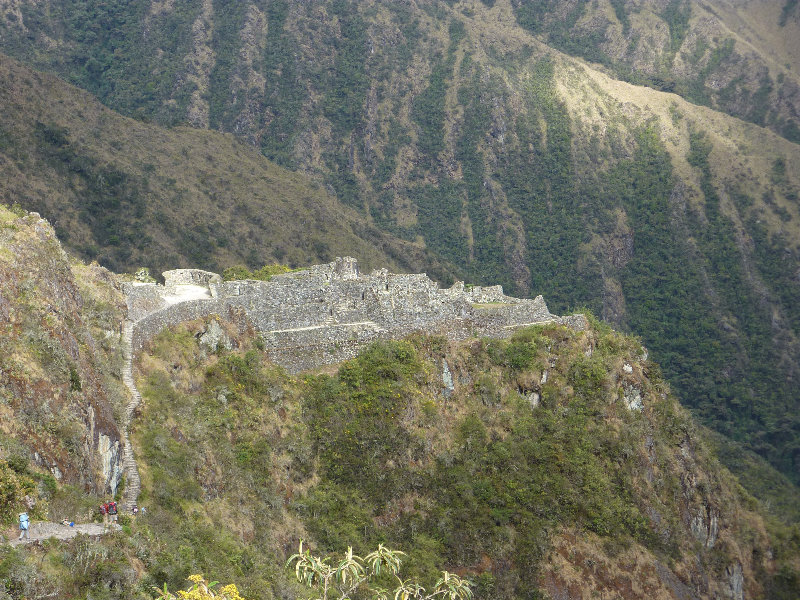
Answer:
[{"left": 124, "top": 257, "right": 585, "bottom": 372}]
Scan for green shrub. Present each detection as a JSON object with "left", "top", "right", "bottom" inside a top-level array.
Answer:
[
  {"left": 222, "top": 264, "right": 292, "bottom": 281},
  {"left": 567, "top": 355, "right": 608, "bottom": 400}
]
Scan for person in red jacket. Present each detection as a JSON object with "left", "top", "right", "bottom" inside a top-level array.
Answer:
[{"left": 99, "top": 502, "right": 109, "bottom": 529}]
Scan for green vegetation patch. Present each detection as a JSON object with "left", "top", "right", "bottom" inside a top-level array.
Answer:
[
  {"left": 139, "top": 320, "right": 672, "bottom": 598},
  {"left": 1, "top": 314, "right": 796, "bottom": 598},
  {"left": 221, "top": 264, "right": 293, "bottom": 282}
]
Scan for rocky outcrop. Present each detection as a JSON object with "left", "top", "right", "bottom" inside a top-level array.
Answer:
[{"left": 0, "top": 209, "right": 124, "bottom": 495}]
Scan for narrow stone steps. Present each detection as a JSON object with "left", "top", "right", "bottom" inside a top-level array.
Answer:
[
  {"left": 120, "top": 320, "right": 142, "bottom": 511},
  {"left": 121, "top": 440, "right": 140, "bottom": 511}
]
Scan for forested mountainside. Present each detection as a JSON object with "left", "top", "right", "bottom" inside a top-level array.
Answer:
[
  {"left": 0, "top": 55, "right": 455, "bottom": 281},
  {"left": 3, "top": 0, "right": 798, "bottom": 142},
  {"left": 510, "top": 0, "right": 800, "bottom": 142},
  {"left": 1, "top": 205, "right": 799, "bottom": 599},
  {"left": 1, "top": 0, "right": 798, "bottom": 494}
]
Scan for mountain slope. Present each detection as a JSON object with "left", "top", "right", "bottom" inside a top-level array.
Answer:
[
  {"left": 123, "top": 308, "right": 798, "bottom": 598},
  {"left": 509, "top": 0, "right": 800, "bottom": 142},
  {"left": 3, "top": 1, "right": 797, "bottom": 140},
  {"left": 0, "top": 53, "right": 456, "bottom": 281},
  {"left": 1, "top": 1, "right": 799, "bottom": 487},
  {"left": 0, "top": 204, "right": 126, "bottom": 496}
]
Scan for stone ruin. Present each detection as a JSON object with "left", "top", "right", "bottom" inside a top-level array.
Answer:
[{"left": 123, "top": 257, "right": 585, "bottom": 372}]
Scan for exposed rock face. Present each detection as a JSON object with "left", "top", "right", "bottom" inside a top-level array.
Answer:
[
  {"left": 0, "top": 209, "right": 125, "bottom": 494},
  {"left": 124, "top": 257, "right": 586, "bottom": 372},
  {"left": 198, "top": 319, "right": 233, "bottom": 352},
  {"left": 691, "top": 506, "right": 719, "bottom": 548},
  {"left": 726, "top": 563, "right": 744, "bottom": 600},
  {"left": 442, "top": 359, "right": 454, "bottom": 397},
  {"left": 97, "top": 433, "right": 122, "bottom": 494},
  {"left": 623, "top": 382, "right": 644, "bottom": 411}
]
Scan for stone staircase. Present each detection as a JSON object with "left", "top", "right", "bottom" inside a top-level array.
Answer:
[
  {"left": 120, "top": 439, "right": 140, "bottom": 511},
  {"left": 120, "top": 320, "right": 142, "bottom": 511}
]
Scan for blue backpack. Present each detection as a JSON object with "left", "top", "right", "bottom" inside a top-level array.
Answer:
[{"left": 19, "top": 513, "right": 29, "bottom": 530}]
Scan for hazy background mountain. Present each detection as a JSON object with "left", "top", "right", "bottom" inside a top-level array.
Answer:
[{"left": 0, "top": 0, "right": 798, "bottom": 496}]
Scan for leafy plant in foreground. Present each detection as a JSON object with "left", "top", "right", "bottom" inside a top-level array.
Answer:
[
  {"left": 153, "top": 574, "right": 247, "bottom": 600},
  {"left": 287, "top": 541, "right": 473, "bottom": 600}
]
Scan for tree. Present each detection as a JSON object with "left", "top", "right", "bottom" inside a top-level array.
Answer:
[{"left": 286, "top": 541, "right": 473, "bottom": 600}]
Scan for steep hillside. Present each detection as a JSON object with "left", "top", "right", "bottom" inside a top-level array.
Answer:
[
  {"left": 510, "top": 0, "right": 800, "bottom": 142},
  {"left": 111, "top": 311, "right": 800, "bottom": 598},
  {"left": 3, "top": 0, "right": 797, "bottom": 140},
  {"left": 0, "top": 0, "right": 799, "bottom": 488},
  {"left": 0, "top": 204, "right": 126, "bottom": 496},
  {"left": 0, "top": 54, "right": 455, "bottom": 281}
]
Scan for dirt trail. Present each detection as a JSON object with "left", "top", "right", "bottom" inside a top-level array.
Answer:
[{"left": 7, "top": 522, "right": 121, "bottom": 546}]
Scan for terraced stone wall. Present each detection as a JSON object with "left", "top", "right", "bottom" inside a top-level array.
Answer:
[{"left": 124, "top": 259, "right": 582, "bottom": 372}]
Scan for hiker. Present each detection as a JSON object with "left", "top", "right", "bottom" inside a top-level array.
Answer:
[
  {"left": 109, "top": 500, "right": 118, "bottom": 524},
  {"left": 100, "top": 502, "right": 109, "bottom": 528},
  {"left": 132, "top": 506, "right": 138, "bottom": 516},
  {"left": 18, "top": 512, "right": 29, "bottom": 540}
]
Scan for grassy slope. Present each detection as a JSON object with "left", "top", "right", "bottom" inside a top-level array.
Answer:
[
  {"left": 121, "top": 315, "right": 794, "bottom": 599},
  {"left": 0, "top": 53, "right": 456, "bottom": 282}
]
